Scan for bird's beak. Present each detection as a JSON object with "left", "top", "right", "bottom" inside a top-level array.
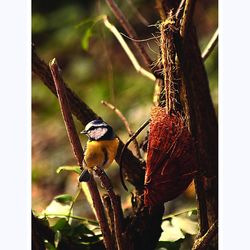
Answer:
[{"left": 80, "top": 130, "right": 87, "bottom": 134}]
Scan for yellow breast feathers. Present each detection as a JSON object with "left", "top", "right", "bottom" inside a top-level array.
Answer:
[{"left": 84, "top": 138, "right": 119, "bottom": 170}]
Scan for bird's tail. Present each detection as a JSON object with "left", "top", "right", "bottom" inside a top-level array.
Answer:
[{"left": 79, "top": 169, "right": 91, "bottom": 182}]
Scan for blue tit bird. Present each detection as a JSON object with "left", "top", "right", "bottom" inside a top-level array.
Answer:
[{"left": 79, "top": 119, "right": 120, "bottom": 182}]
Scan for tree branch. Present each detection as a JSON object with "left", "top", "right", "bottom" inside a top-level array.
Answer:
[
  {"left": 32, "top": 47, "right": 145, "bottom": 190},
  {"left": 49, "top": 58, "right": 113, "bottom": 250},
  {"left": 175, "top": 0, "right": 186, "bottom": 21},
  {"left": 103, "top": 195, "right": 116, "bottom": 242},
  {"left": 180, "top": 0, "right": 196, "bottom": 38},
  {"left": 119, "top": 119, "right": 150, "bottom": 191},
  {"left": 94, "top": 167, "right": 125, "bottom": 250}
]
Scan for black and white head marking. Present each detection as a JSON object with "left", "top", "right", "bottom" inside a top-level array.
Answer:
[{"left": 81, "top": 120, "right": 115, "bottom": 141}]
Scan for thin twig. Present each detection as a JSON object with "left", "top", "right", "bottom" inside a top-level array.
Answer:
[
  {"left": 49, "top": 58, "right": 113, "bottom": 250},
  {"left": 180, "top": 0, "right": 196, "bottom": 38},
  {"left": 101, "top": 100, "right": 141, "bottom": 159},
  {"left": 192, "top": 220, "right": 218, "bottom": 250},
  {"left": 67, "top": 186, "right": 81, "bottom": 221},
  {"left": 126, "top": 0, "right": 149, "bottom": 26},
  {"left": 103, "top": 16, "right": 156, "bottom": 82},
  {"left": 202, "top": 28, "right": 218, "bottom": 61},
  {"left": 94, "top": 167, "right": 125, "bottom": 250},
  {"left": 32, "top": 48, "right": 145, "bottom": 190},
  {"left": 175, "top": 0, "right": 186, "bottom": 21},
  {"left": 105, "top": 0, "right": 154, "bottom": 71},
  {"left": 119, "top": 119, "right": 150, "bottom": 191}
]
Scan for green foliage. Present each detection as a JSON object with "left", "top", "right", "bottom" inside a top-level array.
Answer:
[
  {"left": 39, "top": 216, "right": 102, "bottom": 248},
  {"left": 36, "top": 194, "right": 102, "bottom": 248},
  {"left": 56, "top": 165, "right": 82, "bottom": 175},
  {"left": 81, "top": 27, "right": 93, "bottom": 51},
  {"left": 157, "top": 209, "right": 198, "bottom": 250},
  {"left": 76, "top": 15, "right": 105, "bottom": 51},
  {"left": 54, "top": 194, "right": 73, "bottom": 204}
]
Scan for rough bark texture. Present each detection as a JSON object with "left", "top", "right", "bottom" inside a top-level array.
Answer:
[
  {"left": 175, "top": 25, "right": 218, "bottom": 228},
  {"left": 156, "top": 0, "right": 218, "bottom": 247}
]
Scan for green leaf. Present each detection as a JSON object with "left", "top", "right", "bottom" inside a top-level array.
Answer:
[
  {"left": 56, "top": 165, "right": 81, "bottom": 174},
  {"left": 71, "top": 223, "right": 95, "bottom": 237},
  {"left": 160, "top": 220, "right": 185, "bottom": 242},
  {"left": 51, "top": 218, "right": 69, "bottom": 231},
  {"left": 81, "top": 28, "right": 93, "bottom": 51},
  {"left": 171, "top": 216, "right": 199, "bottom": 235},
  {"left": 54, "top": 194, "right": 73, "bottom": 204},
  {"left": 43, "top": 200, "right": 72, "bottom": 217}
]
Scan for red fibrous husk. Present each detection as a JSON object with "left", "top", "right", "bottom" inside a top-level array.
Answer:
[{"left": 144, "top": 107, "right": 197, "bottom": 207}]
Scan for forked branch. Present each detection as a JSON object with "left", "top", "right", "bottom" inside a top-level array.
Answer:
[{"left": 49, "top": 58, "right": 113, "bottom": 250}]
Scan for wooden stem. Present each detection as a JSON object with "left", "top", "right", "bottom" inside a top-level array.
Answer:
[
  {"left": 94, "top": 167, "right": 125, "bottom": 250},
  {"left": 49, "top": 58, "right": 113, "bottom": 250}
]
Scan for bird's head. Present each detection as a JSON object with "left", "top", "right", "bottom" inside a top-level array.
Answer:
[{"left": 81, "top": 120, "right": 115, "bottom": 141}]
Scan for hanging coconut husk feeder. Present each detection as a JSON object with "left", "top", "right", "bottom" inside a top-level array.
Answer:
[
  {"left": 144, "top": 17, "right": 197, "bottom": 207},
  {"left": 144, "top": 107, "right": 197, "bottom": 207}
]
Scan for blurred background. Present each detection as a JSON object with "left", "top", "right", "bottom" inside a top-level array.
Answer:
[{"left": 32, "top": 0, "right": 217, "bottom": 246}]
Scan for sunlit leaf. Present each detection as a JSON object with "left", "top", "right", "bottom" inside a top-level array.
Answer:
[
  {"left": 42, "top": 200, "right": 72, "bottom": 217},
  {"left": 54, "top": 194, "right": 73, "bottom": 204},
  {"left": 160, "top": 220, "right": 185, "bottom": 242},
  {"left": 171, "top": 216, "right": 199, "bottom": 235},
  {"left": 56, "top": 165, "right": 81, "bottom": 174}
]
